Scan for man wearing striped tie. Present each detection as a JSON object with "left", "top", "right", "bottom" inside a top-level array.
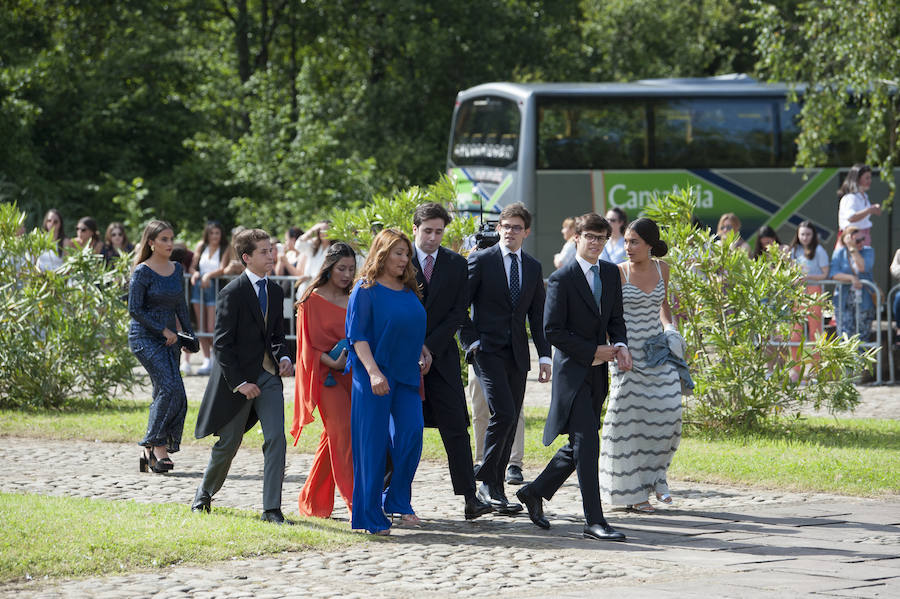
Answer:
[
  {"left": 460, "top": 202, "right": 552, "bottom": 516},
  {"left": 515, "top": 212, "right": 632, "bottom": 541}
]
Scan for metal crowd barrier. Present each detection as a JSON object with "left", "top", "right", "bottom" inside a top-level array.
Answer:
[
  {"left": 183, "top": 274, "right": 302, "bottom": 341},
  {"left": 888, "top": 283, "right": 900, "bottom": 384},
  {"left": 768, "top": 279, "right": 885, "bottom": 384}
]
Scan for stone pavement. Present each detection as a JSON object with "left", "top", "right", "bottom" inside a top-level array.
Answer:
[
  {"left": 2, "top": 434, "right": 899, "bottom": 598},
  {"left": 2, "top": 364, "right": 898, "bottom": 598}
]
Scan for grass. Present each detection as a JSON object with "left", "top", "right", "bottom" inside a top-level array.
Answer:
[
  {"left": 0, "top": 492, "right": 363, "bottom": 583},
  {"left": 2, "top": 401, "right": 898, "bottom": 498}
]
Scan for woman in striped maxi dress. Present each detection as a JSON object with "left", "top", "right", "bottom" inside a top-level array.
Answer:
[{"left": 599, "top": 218, "right": 682, "bottom": 513}]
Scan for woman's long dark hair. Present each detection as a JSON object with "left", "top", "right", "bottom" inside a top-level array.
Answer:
[
  {"left": 789, "top": 220, "right": 820, "bottom": 260},
  {"left": 134, "top": 220, "right": 174, "bottom": 267},
  {"left": 199, "top": 221, "right": 227, "bottom": 257},
  {"left": 751, "top": 225, "right": 781, "bottom": 259},
  {"left": 298, "top": 242, "right": 356, "bottom": 305},
  {"left": 43, "top": 208, "right": 67, "bottom": 257}
]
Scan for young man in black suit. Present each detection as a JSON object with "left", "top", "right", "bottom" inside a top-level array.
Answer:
[
  {"left": 411, "top": 203, "right": 492, "bottom": 520},
  {"left": 515, "top": 213, "right": 631, "bottom": 541},
  {"left": 460, "top": 202, "right": 552, "bottom": 515},
  {"left": 191, "top": 229, "right": 295, "bottom": 524}
]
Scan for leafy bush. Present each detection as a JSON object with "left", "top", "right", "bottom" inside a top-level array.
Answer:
[
  {"left": 328, "top": 175, "right": 477, "bottom": 253},
  {"left": 0, "top": 203, "right": 137, "bottom": 408},
  {"left": 644, "top": 189, "right": 876, "bottom": 432}
]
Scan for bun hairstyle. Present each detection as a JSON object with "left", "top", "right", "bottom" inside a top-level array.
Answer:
[{"left": 627, "top": 217, "right": 668, "bottom": 258}]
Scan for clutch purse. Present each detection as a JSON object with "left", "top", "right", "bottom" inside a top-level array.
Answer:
[
  {"left": 328, "top": 338, "right": 349, "bottom": 360},
  {"left": 177, "top": 332, "right": 200, "bottom": 353},
  {"left": 324, "top": 339, "right": 349, "bottom": 387}
]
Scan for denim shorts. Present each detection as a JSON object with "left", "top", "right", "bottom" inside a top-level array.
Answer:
[{"left": 190, "top": 280, "right": 217, "bottom": 306}]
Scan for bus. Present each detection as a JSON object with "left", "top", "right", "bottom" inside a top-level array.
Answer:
[{"left": 446, "top": 76, "right": 898, "bottom": 291}]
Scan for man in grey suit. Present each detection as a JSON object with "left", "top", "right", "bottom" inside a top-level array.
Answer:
[
  {"left": 516, "top": 213, "right": 631, "bottom": 541},
  {"left": 191, "top": 229, "right": 294, "bottom": 524}
]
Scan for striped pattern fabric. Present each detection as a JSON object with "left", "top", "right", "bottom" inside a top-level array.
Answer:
[{"left": 600, "top": 264, "right": 682, "bottom": 505}]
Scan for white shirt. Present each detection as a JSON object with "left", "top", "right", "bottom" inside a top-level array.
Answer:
[
  {"left": 499, "top": 244, "right": 524, "bottom": 289},
  {"left": 472, "top": 244, "right": 550, "bottom": 365},
  {"left": 244, "top": 270, "right": 291, "bottom": 364},
  {"left": 415, "top": 246, "right": 438, "bottom": 276},
  {"left": 838, "top": 192, "right": 872, "bottom": 230},
  {"left": 573, "top": 254, "right": 627, "bottom": 350}
]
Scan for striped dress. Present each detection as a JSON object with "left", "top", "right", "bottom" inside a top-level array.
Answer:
[{"left": 600, "top": 260, "right": 682, "bottom": 505}]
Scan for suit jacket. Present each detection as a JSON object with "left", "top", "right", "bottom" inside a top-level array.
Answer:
[
  {"left": 541, "top": 258, "right": 627, "bottom": 446},
  {"left": 413, "top": 246, "right": 468, "bottom": 427},
  {"left": 195, "top": 273, "right": 292, "bottom": 439},
  {"left": 459, "top": 243, "right": 551, "bottom": 372}
]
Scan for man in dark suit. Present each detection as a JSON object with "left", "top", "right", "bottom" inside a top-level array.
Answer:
[
  {"left": 515, "top": 213, "right": 631, "bottom": 541},
  {"left": 191, "top": 229, "right": 295, "bottom": 524},
  {"left": 460, "top": 202, "right": 552, "bottom": 515},
  {"left": 411, "top": 203, "right": 492, "bottom": 520}
]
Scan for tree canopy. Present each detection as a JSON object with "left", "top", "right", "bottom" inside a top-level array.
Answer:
[{"left": 1, "top": 0, "right": 893, "bottom": 239}]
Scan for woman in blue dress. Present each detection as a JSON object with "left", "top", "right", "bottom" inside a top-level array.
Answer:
[
  {"left": 346, "top": 228, "right": 431, "bottom": 535},
  {"left": 129, "top": 220, "right": 194, "bottom": 474}
]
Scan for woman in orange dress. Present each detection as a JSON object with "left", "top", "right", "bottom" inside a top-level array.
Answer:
[{"left": 291, "top": 242, "right": 357, "bottom": 518}]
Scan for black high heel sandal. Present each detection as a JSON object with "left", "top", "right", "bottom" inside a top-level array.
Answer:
[
  {"left": 146, "top": 448, "right": 171, "bottom": 474},
  {"left": 139, "top": 449, "right": 149, "bottom": 473}
]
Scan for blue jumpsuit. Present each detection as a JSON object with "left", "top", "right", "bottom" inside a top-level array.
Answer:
[
  {"left": 128, "top": 262, "right": 193, "bottom": 452},
  {"left": 346, "top": 281, "right": 426, "bottom": 533}
]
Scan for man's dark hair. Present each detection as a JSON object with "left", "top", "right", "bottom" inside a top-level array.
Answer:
[
  {"left": 413, "top": 202, "right": 452, "bottom": 227},
  {"left": 575, "top": 213, "right": 611, "bottom": 236},
  {"left": 498, "top": 202, "right": 531, "bottom": 230},
  {"left": 233, "top": 228, "right": 270, "bottom": 265}
]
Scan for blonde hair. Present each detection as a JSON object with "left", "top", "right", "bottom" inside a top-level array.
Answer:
[{"left": 358, "top": 229, "right": 421, "bottom": 298}]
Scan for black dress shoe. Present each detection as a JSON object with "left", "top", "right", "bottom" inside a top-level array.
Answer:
[
  {"left": 261, "top": 509, "right": 294, "bottom": 525},
  {"left": 505, "top": 465, "right": 525, "bottom": 485},
  {"left": 464, "top": 495, "right": 493, "bottom": 520},
  {"left": 477, "top": 482, "right": 523, "bottom": 515},
  {"left": 583, "top": 521, "right": 626, "bottom": 542},
  {"left": 515, "top": 485, "right": 550, "bottom": 529},
  {"left": 191, "top": 491, "right": 211, "bottom": 514}
]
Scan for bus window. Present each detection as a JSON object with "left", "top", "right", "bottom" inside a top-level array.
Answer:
[
  {"left": 653, "top": 98, "right": 778, "bottom": 168},
  {"left": 536, "top": 98, "right": 647, "bottom": 169},
  {"left": 451, "top": 96, "right": 520, "bottom": 168},
  {"left": 778, "top": 101, "right": 867, "bottom": 167}
]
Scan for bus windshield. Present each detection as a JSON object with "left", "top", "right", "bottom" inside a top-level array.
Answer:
[{"left": 451, "top": 96, "right": 520, "bottom": 168}]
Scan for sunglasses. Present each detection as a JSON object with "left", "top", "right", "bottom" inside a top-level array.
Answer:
[{"left": 76, "top": 226, "right": 89, "bottom": 232}]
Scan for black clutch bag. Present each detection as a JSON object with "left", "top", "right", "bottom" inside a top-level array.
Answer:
[{"left": 177, "top": 332, "right": 200, "bottom": 353}]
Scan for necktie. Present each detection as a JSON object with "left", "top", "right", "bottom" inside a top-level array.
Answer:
[
  {"left": 509, "top": 253, "right": 520, "bottom": 308},
  {"left": 256, "top": 278, "right": 268, "bottom": 317},
  {"left": 423, "top": 254, "right": 434, "bottom": 283},
  {"left": 590, "top": 264, "right": 602, "bottom": 310}
]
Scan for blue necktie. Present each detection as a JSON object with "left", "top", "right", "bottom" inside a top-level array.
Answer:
[
  {"left": 256, "top": 278, "right": 268, "bottom": 317},
  {"left": 509, "top": 253, "right": 520, "bottom": 308},
  {"left": 590, "top": 264, "right": 602, "bottom": 310}
]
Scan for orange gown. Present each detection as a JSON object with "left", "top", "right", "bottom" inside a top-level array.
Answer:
[{"left": 291, "top": 292, "right": 353, "bottom": 517}]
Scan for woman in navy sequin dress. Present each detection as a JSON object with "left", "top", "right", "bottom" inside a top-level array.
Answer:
[{"left": 129, "top": 220, "right": 194, "bottom": 473}]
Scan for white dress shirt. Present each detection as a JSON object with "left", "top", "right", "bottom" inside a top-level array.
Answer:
[{"left": 573, "top": 254, "right": 627, "bottom": 350}]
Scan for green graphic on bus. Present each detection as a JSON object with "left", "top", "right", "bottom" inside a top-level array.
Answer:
[{"left": 599, "top": 171, "right": 771, "bottom": 233}]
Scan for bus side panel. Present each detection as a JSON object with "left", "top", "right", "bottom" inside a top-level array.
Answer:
[{"left": 534, "top": 170, "right": 594, "bottom": 270}]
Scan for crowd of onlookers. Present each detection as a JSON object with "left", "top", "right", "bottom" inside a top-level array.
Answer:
[{"left": 28, "top": 161, "right": 900, "bottom": 365}]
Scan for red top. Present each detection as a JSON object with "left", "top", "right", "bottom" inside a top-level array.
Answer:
[{"left": 291, "top": 292, "right": 349, "bottom": 444}]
